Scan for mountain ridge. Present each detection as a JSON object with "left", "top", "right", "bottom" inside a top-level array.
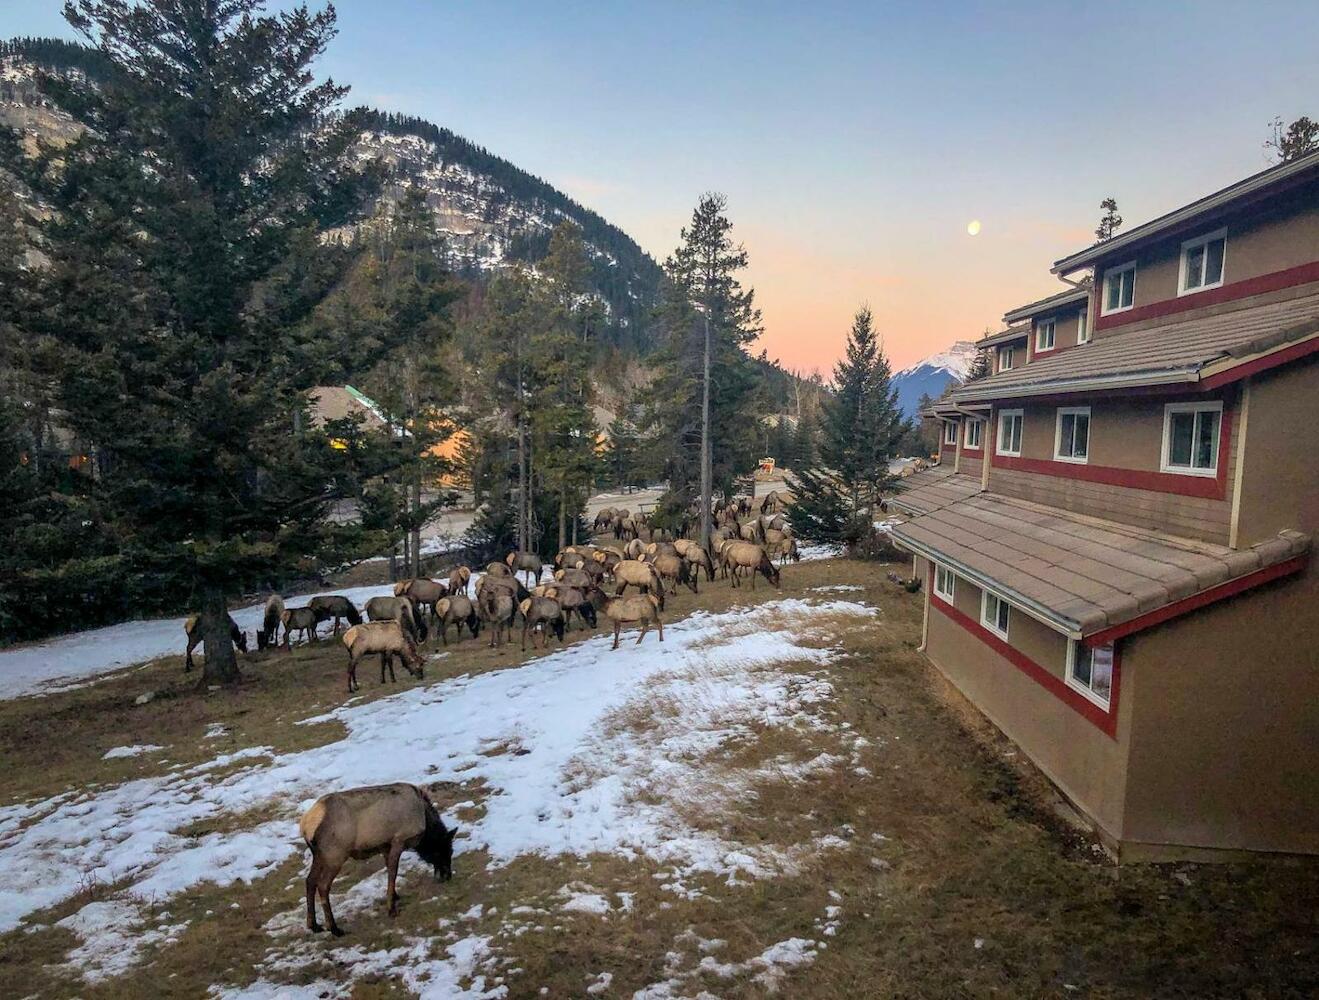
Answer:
[{"left": 890, "top": 340, "right": 978, "bottom": 417}]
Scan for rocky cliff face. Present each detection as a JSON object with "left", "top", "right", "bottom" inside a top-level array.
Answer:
[{"left": 890, "top": 340, "right": 980, "bottom": 417}]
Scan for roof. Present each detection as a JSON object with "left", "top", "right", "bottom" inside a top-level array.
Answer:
[
  {"left": 1053, "top": 149, "right": 1319, "bottom": 274},
  {"left": 948, "top": 290, "right": 1319, "bottom": 403},
  {"left": 309, "top": 385, "right": 389, "bottom": 429},
  {"left": 891, "top": 492, "right": 1310, "bottom": 639},
  {"left": 1002, "top": 286, "right": 1089, "bottom": 324},
  {"left": 976, "top": 324, "right": 1031, "bottom": 349},
  {"left": 884, "top": 467, "right": 984, "bottom": 516}
]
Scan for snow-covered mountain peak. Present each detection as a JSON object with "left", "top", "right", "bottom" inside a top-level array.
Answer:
[{"left": 898, "top": 340, "right": 979, "bottom": 379}]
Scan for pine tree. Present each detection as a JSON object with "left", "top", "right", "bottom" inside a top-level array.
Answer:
[
  {"left": 789, "top": 306, "right": 903, "bottom": 545},
  {"left": 5, "top": 1, "right": 382, "bottom": 683},
  {"left": 1095, "top": 197, "right": 1123, "bottom": 242},
  {"left": 1265, "top": 115, "right": 1319, "bottom": 162},
  {"left": 643, "top": 193, "right": 762, "bottom": 543},
  {"left": 964, "top": 347, "right": 992, "bottom": 382}
]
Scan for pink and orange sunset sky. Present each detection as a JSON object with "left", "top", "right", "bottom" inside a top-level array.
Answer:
[{"left": 9, "top": 0, "right": 1319, "bottom": 372}]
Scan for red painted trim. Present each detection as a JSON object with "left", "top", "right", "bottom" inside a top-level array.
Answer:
[
  {"left": 1096, "top": 260, "right": 1319, "bottom": 332},
  {"left": 927, "top": 573, "right": 1119, "bottom": 738},
  {"left": 1199, "top": 335, "right": 1319, "bottom": 390},
  {"left": 1085, "top": 555, "right": 1309, "bottom": 646},
  {"left": 989, "top": 406, "right": 1233, "bottom": 500}
]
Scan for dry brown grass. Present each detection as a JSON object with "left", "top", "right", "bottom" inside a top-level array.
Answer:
[{"left": 0, "top": 558, "right": 1315, "bottom": 999}]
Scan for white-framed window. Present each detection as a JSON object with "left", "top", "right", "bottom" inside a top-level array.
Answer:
[
  {"left": 1067, "top": 641, "right": 1115, "bottom": 708},
  {"left": 1102, "top": 261, "right": 1136, "bottom": 315},
  {"left": 997, "top": 409, "right": 1023, "bottom": 457},
  {"left": 964, "top": 418, "right": 983, "bottom": 450},
  {"left": 1077, "top": 308, "right": 1091, "bottom": 344},
  {"left": 999, "top": 345, "right": 1015, "bottom": 370},
  {"left": 981, "top": 591, "right": 1010, "bottom": 639},
  {"left": 1179, "top": 228, "right": 1227, "bottom": 296},
  {"left": 1161, "top": 401, "right": 1222, "bottom": 476},
  {"left": 934, "top": 564, "right": 956, "bottom": 602},
  {"left": 943, "top": 421, "right": 958, "bottom": 446},
  {"left": 1035, "top": 319, "right": 1056, "bottom": 352},
  {"left": 1054, "top": 406, "right": 1090, "bottom": 463}
]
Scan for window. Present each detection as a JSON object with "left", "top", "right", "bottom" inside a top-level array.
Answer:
[
  {"left": 1067, "top": 641, "right": 1115, "bottom": 708},
  {"left": 997, "top": 409, "right": 1023, "bottom": 457},
  {"left": 999, "top": 345, "right": 1015, "bottom": 370},
  {"left": 1054, "top": 407, "right": 1090, "bottom": 463},
  {"left": 1035, "top": 319, "right": 1056, "bottom": 352},
  {"left": 1102, "top": 261, "right": 1136, "bottom": 315},
  {"left": 981, "top": 591, "right": 1010, "bottom": 639},
  {"left": 1179, "top": 229, "right": 1226, "bottom": 295},
  {"left": 964, "top": 419, "right": 983, "bottom": 450},
  {"left": 934, "top": 565, "right": 956, "bottom": 602},
  {"left": 1162, "top": 401, "right": 1222, "bottom": 476},
  {"left": 943, "top": 421, "right": 958, "bottom": 446},
  {"left": 1077, "top": 309, "right": 1090, "bottom": 344}
]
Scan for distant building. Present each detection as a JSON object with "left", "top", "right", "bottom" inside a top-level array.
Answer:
[{"left": 891, "top": 151, "right": 1319, "bottom": 861}]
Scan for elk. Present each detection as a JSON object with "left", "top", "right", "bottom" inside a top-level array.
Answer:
[
  {"left": 433, "top": 595, "right": 480, "bottom": 645},
  {"left": 281, "top": 606, "right": 320, "bottom": 649},
  {"left": 554, "top": 585, "right": 598, "bottom": 630},
  {"left": 183, "top": 614, "right": 247, "bottom": 671},
  {"left": 519, "top": 596, "right": 566, "bottom": 651},
  {"left": 300, "top": 783, "right": 456, "bottom": 936},
  {"left": 394, "top": 579, "right": 448, "bottom": 624},
  {"left": 506, "top": 550, "right": 544, "bottom": 586},
  {"left": 721, "top": 541, "right": 782, "bottom": 590},
  {"left": 257, "top": 594, "right": 285, "bottom": 651},
  {"left": 342, "top": 620, "right": 424, "bottom": 693},
  {"left": 365, "top": 595, "right": 428, "bottom": 645},
  {"left": 652, "top": 552, "right": 698, "bottom": 594},
  {"left": 613, "top": 558, "right": 666, "bottom": 610},
  {"left": 595, "top": 589, "right": 663, "bottom": 650},
  {"left": 479, "top": 587, "right": 517, "bottom": 651},
  {"left": 447, "top": 566, "right": 472, "bottom": 598},
  {"left": 309, "top": 595, "right": 363, "bottom": 635}
]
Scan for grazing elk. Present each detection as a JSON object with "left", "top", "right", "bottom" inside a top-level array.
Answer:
[
  {"left": 309, "top": 595, "right": 363, "bottom": 635},
  {"left": 433, "top": 595, "right": 480, "bottom": 645},
  {"left": 300, "top": 783, "right": 456, "bottom": 936},
  {"left": 555, "top": 585, "right": 598, "bottom": 630},
  {"left": 519, "top": 596, "right": 566, "bottom": 651},
  {"left": 479, "top": 587, "right": 517, "bottom": 651},
  {"left": 281, "top": 606, "right": 320, "bottom": 650},
  {"left": 506, "top": 550, "right": 544, "bottom": 586},
  {"left": 651, "top": 552, "right": 698, "bottom": 595},
  {"left": 395, "top": 578, "right": 448, "bottom": 625},
  {"left": 613, "top": 558, "right": 666, "bottom": 610},
  {"left": 258, "top": 594, "right": 285, "bottom": 651},
  {"left": 342, "top": 620, "right": 424, "bottom": 693},
  {"left": 721, "top": 541, "right": 782, "bottom": 590},
  {"left": 447, "top": 566, "right": 472, "bottom": 598},
  {"left": 594, "top": 589, "right": 664, "bottom": 650},
  {"left": 365, "top": 595, "right": 429, "bottom": 645},
  {"left": 183, "top": 614, "right": 248, "bottom": 671}
]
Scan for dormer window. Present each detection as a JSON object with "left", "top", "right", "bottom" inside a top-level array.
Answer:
[
  {"left": 1179, "top": 229, "right": 1226, "bottom": 295},
  {"left": 1035, "top": 319, "right": 1056, "bottom": 352},
  {"left": 1102, "top": 261, "right": 1136, "bottom": 315},
  {"left": 999, "top": 345, "right": 1015, "bottom": 370}
]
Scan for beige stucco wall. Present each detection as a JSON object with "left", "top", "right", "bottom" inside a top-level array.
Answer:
[
  {"left": 1233, "top": 357, "right": 1319, "bottom": 547},
  {"left": 1030, "top": 307, "right": 1086, "bottom": 357},
  {"left": 923, "top": 587, "right": 1132, "bottom": 841},
  {"left": 1119, "top": 564, "right": 1319, "bottom": 856},
  {"left": 1093, "top": 185, "right": 1319, "bottom": 335}
]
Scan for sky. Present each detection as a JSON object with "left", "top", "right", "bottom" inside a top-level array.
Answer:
[{"left": 6, "top": 0, "right": 1319, "bottom": 372}]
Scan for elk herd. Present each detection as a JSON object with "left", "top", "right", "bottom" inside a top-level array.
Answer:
[{"left": 183, "top": 493, "right": 799, "bottom": 697}]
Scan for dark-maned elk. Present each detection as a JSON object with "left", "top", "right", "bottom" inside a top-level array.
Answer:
[
  {"left": 257, "top": 594, "right": 284, "bottom": 651},
  {"left": 519, "top": 596, "right": 566, "bottom": 651},
  {"left": 300, "top": 783, "right": 456, "bottom": 936},
  {"left": 479, "top": 587, "right": 517, "bottom": 651},
  {"left": 309, "top": 595, "right": 363, "bottom": 635},
  {"left": 447, "top": 566, "right": 473, "bottom": 598},
  {"left": 506, "top": 550, "right": 544, "bottom": 586},
  {"left": 184, "top": 614, "right": 247, "bottom": 671},
  {"left": 433, "top": 595, "right": 480, "bottom": 645},
  {"left": 721, "top": 541, "right": 782, "bottom": 591},
  {"left": 365, "top": 595, "right": 429, "bottom": 645},
  {"left": 342, "top": 620, "right": 424, "bottom": 693},
  {"left": 395, "top": 578, "right": 448, "bottom": 626},
  {"left": 555, "top": 585, "right": 598, "bottom": 630}
]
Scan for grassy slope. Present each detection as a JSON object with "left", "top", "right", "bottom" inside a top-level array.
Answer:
[{"left": 0, "top": 559, "right": 1314, "bottom": 999}]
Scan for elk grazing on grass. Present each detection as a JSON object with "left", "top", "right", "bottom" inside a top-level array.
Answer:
[
  {"left": 281, "top": 606, "right": 320, "bottom": 649},
  {"left": 342, "top": 620, "right": 424, "bottom": 693},
  {"left": 309, "top": 595, "right": 363, "bottom": 635},
  {"left": 519, "top": 596, "right": 566, "bottom": 651},
  {"left": 554, "top": 567, "right": 593, "bottom": 591},
  {"left": 395, "top": 578, "right": 448, "bottom": 626},
  {"left": 365, "top": 595, "right": 428, "bottom": 644},
  {"left": 613, "top": 558, "right": 666, "bottom": 610},
  {"left": 721, "top": 541, "right": 782, "bottom": 590},
  {"left": 433, "top": 596, "right": 480, "bottom": 645},
  {"left": 652, "top": 552, "right": 698, "bottom": 595},
  {"left": 594, "top": 589, "right": 663, "bottom": 650},
  {"left": 592, "top": 508, "right": 616, "bottom": 533},
  {"left": 258, "top": 594, "right": 284, "bottom": 651},
  {"left": 479, "top": 587, "right": 517, "bottom": 651},
  {"left": 506, "top": 550, "right": 544, "bottom": 586},
  {"left": 683, "top": 546, "right": 716, "bottom": 585},
  {"left": 300, "top": 783, "right": 456, "bottom": 936},
  {"left": 485, "top": 561, "right": 513, "bottom": 578},
  {"left": 554, "top": 585, "right": 598, "bottom": 630},
  {"left": 183, "top": 614, "right": 247, "bottom": 671}
]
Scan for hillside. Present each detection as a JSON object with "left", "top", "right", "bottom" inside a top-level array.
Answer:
[
  {"left": 890, "top": 340, "right": 978, "bottom": 417},
  {"left": 0, "top": 37, "right": 664, "bottom": 352}
]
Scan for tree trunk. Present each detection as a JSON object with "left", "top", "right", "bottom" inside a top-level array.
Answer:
[
  {"left": 410, "top": 472, "right": 422, "bottom": 577},
  {"left": 699, "top": 312, "right": 713, "bottom": 550},
  {"left": 558, "top": 482, "right": 567, "bottom": 551},
  {"left": 200, "top": 586, "right": 240, "bottom": 685},
  {"left": 516, "top": 408, "right": 528, "bottom": 553}
]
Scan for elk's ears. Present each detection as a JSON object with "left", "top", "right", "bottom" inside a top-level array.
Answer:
[{"left": 445, "top": 826, "right": 459, "bottom": 843}]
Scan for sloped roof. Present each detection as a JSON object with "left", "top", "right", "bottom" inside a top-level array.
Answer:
[
  {"left": 884, "top": 467, "right": 984, "bottom": 516},
  {"left": 949, "top": 291, "right": 1319, "bottom": 403},
  {"left": 892, "top": 492, "right": 1310, "bottom": 638},
  {"left": 308, "top": 385, "right": 389, "bottom": 429},
  {"left": 1002, "top": 286, "right": 1089, "bottom": 324},
  {"left": 976, "top": 323, "right": 1032, "bottom": 349}
]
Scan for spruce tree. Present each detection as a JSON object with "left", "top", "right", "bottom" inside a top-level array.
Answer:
[
  {"left": 789, "top": 306, "right": 903, "bottom": 545},
  {"left": 7, "top": 1, "right": 381, "bottom": 683}
]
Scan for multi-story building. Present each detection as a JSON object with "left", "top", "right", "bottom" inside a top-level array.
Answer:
[{"left": 890, "top": 151, "right": 1319, "bottom": 861}]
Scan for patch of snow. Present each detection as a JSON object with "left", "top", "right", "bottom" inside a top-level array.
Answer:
[
  {"left": 101, "top": 744, "right": 166, "bottom": 760},
  {"left": 809, "top": 585, "right": 863, "bottom": 593},
  {"left": 561, "top": 892, "right": 611, "bottom": 916},
  {"left": 896, "top": 340, "right": 978, "bottom": 380},
  {"left": 55, "top": 901, "right": 188, "bottom": 983}
]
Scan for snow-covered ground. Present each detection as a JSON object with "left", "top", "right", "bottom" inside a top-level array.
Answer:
[
  {"left": 0, "top": 583, "right": 401, "bottom": 701},
  {"left": 0, "top": 597, "right": 876, "bottom": 993}
]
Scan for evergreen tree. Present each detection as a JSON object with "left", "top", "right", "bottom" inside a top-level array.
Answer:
[
  {"left": 964, "top": 346, "right": 992, "bottom": 382},
  {"left": 5, "top": 1, "right": 381, "bottom": 683},
  {"left": 643, "top": 193, "right": 762, "bottom": 544},
  {"left": 789, "top": 306, "right": 903, "bottom": 545},
  {"left": 1095, "top": 197, "right": 1123, "bottom": 242},
  {"left": 1265, "top": 115, "right": 1319, "bottom": 162}
]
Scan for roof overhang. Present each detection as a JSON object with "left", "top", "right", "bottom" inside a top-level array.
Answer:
[
  {"left": 1052, "top": 150, "right": 1319, "bottom": 274},
  {"left": 1002, "top": 287, "right": 1090, "bottom": 324},
  {"left": 977, "top": 326, "right": 1031, "bottom": 349}
]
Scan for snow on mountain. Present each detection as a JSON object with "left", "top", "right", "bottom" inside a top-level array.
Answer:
[{"left": 891, "top": 340, "right": 980, "bottom": 418}]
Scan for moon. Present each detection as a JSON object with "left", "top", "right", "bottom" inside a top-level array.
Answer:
[{"left": 966, "top": 219, "right": 982, "bottom": 236}]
